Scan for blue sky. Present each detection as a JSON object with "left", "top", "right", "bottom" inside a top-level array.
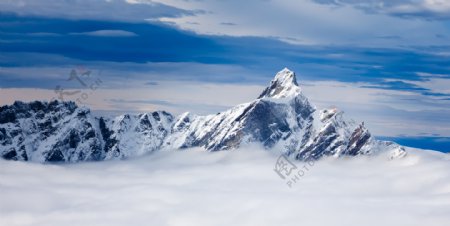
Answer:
[{"left": 0, "top": 0, "right": 449, "bottom": 152}]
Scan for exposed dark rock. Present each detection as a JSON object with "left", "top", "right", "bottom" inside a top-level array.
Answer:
[
  {"left": 152, "top": 112, "right": 160, "bottom": 121},
  {"left": 2, "top": 148, "right": 17, "bottom": 160},
  {"left": 46, "top": 149, "right": 65, "bottom": 162}
]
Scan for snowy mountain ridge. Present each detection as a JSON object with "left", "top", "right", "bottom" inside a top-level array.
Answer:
[{"left": 0, "top": 68, "right": 406, "bottom": 163}]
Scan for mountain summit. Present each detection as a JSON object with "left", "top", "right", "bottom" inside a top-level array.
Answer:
[
  {"left": 258, "top": 68, "right": 301, "bottom": 99},
  {"left": 0, "top": 68, "right": 406, "bottom": 163}
]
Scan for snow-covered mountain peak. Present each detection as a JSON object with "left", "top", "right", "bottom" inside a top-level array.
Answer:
[
  {"left": 258, "top": 68, "right": 301, "bottom": 99},
  {"left": 1, "top": 69, "right": 407, "bottom": 163}
]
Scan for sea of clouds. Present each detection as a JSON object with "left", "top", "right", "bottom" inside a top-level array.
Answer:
[{"left": 1, "top": 147, "right": 449, "bottom": 226}]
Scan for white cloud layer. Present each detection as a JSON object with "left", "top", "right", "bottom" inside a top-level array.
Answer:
[{"left": 1, "top": 147, "right": 449, "bottom": 226}]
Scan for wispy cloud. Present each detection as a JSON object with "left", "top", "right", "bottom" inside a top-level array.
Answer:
[
  {"left": 0, "top": 0, "right": 195, "bottom": 21},
  {"left": 108, "top": 98, "right": 231, "bottom": 114},
  {"left": 312, "top": 0, "right": 450, "bottom": 20},
  {"left": 155, "top": 0, "right": 450, "bottom": 47},
  {"left": 220, "top": 22, "right": 237, "bottom": 26},
  {"left": 70, "top": 30, "right": 138, "bottom": 37}
]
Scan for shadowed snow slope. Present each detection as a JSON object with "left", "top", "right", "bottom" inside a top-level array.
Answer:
[{"left": 0, "top": 147, "right": 449, "bottom": 226}]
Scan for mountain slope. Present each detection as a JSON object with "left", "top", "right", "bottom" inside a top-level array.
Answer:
[
  {"left": 0, "top": 101, "right": 173, "bottom": 162},
  {"left": 165, "top": 68, "right": 405, "bottom": 160},
  {"left": 0, "top": 68, "right": 406, "bottom": 162}
]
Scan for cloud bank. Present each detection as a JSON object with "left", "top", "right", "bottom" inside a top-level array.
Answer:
[{"left": 1, "top": 147, "right": 449, "bottom": 226}]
